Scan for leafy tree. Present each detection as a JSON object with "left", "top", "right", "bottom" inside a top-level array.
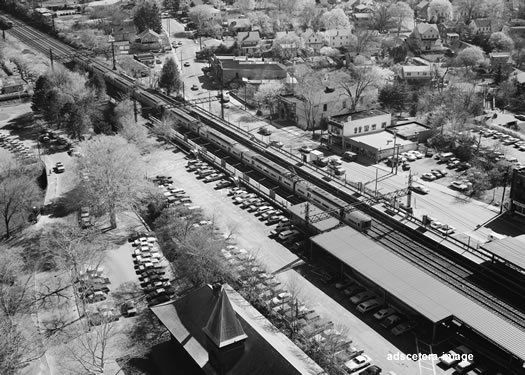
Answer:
[
  {"left": 234, "top": 0, "right": 255, "bottom": 11},
  {"left": 320, "top": 8, "right": 351, "bottom": 30},
  {"left": 428, "top": 0, "right": 453, "bottom": 22},
  {"left": 390, "top": 2, "right": 414, "bottom": 36},
  {"left": 163, "top": 0, "right": 180, "bottom": 12},
  {"left": 348, "top": 29, "right": 380, "bottom": 55},
  {"left": 133, "top": 1, "right": 162, "bottom": 34},
  {"left": 298, "top": 3, "right": 324, "bottom": 31},
  {"left": 115, "top": 99, "right": 150, "bottom": 151},
  {"left": 465, "top": 167, "right": 490, "bottom": 197},
  {"left": 254, "top": 81, "right": 284, "bottom": 116},
  {"left": 378, "top": 82, "right": 409, "bottom": 114},
  {"left": 456, "top": 45, "right": 485, "bottom": 68},
  {"left": 31, "top": 75, "right": 53, "bottom": 112},
  {"left": 188, "top": 4, "right": 217, "bottom": 36},
  {"left": 372, "top": 2, "right": 394, "bottom": 33},
  {"left": 489, "top": 32, "right": 514, "bottom": 52},
  {"left": 454, "top": 0, "right": 485, "bottom": 24},
  {"left": 77, "top": 136, "right": 148, "bottom": 229},
  {"left": 86, "top": 71, "right": 107, "bottom": 98},
  {"left": 272, "top": 33, "right": 302, "bottom": 61},
  {"left": 158, "top": 57, "right": 182, "bottom": 95}
]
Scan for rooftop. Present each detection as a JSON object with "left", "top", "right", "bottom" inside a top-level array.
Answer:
[
  {"left": 331, "top": 109, "right": 389, "bottom": 123},
  {"left": 481, "top": 235, "right": 525, "bottom": 272},
  {"left": 401, "top": 65, "right": 431, "bottom": 73},
  {"left": 311, "top": 226, "right": 525, "bottom": 360},
  {"left": 389, "top": 121, "right": 430, "bottom": 139},
  {"left": 150, "top": 284, "right": 324, "bottom": 375},
  {"left": 346, "top": 131, "right": 413, "bottom": 150},
  {"left": 216, "top": 56, "right": 285, "bottom": 71}
]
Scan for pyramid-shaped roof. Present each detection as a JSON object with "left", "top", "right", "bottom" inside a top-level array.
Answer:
[{"left": 203, "top": 286, "right": 247, "bottom": 348}]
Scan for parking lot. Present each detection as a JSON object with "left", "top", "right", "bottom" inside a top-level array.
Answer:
[{"left": 143, "top": 144, "right": 447, "bottom": 374}]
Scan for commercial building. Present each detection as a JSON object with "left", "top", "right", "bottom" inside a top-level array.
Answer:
[
  {"left": 399, "top": 65, "right": 433, "bottom": 82},
  {"left": 327, "top": 109, "right": 391, "bottom": 150},
  {"left": 212, "top": 56, "right": 287, "bottom": 84},
  {"left": 150, "top": 284, "right": 324, "bottom": 375},
  {"left": 510, "top": 167, "right": 525, "bottom": 216},
  {"left": 343, "top": 130, "right": 416, "bottom": 162}
]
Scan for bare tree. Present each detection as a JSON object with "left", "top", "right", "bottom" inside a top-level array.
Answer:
[
  {"left": 0, "top": 163, "right": 41, "bottom": 238},
  {"left": 294, "top": 68, "right": 325, "bottom": 132},
  {"left": 61, "top": 320, "right": 116, "bottom": 375},
  {"left": 334, "top": 66, "right": 382, "bottom": 112},
  {"left": 348, "top": 29, "right": 380, "bottom": 55},
  {"left": 77, "top": 135, "right": 148, "bottom": 229}
]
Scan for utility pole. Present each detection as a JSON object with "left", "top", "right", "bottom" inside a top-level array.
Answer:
[
  {"left": 220, "top": 70, "right": 225, "bottom": 120},
  {"left": 50, "top": 48, "right": 54, "bottom": 70},
  {"left": 391, "top": 130, "right": 397, "bottom": 174},
  {"left": 374, "top": 167, "right": 378, "bottom": 197},
  {"left": 109, "top": 39, "right": 116, "bottom": 70},
  {"left": 133, "top": 99, "right": 138, "bottom": 122},
  {"left": 500, "top": 168, "right": 510, "bottom": 214},
  {"left": 407, "top": 171, "right": 413, "bottom": 208},
  {"left": 395, "top": 145, "right": 400, "bottom": 175}
]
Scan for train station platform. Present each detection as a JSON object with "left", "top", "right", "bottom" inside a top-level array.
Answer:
[{"left": 311, "top": 226, "right": 525, "bottom": 363}]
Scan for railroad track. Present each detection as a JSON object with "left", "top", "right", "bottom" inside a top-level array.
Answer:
[
  {"left": 6, "top": 15, "right": 525, "bottom": 331},
  {"left": 368, "top": 220, "right": 525, "bottom": 329}
]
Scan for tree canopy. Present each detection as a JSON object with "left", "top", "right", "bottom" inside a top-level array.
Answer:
[
  {"left": 133, "top": 1, "right": 162, "bottom": 34},
  {"left": 320, "top": 8, "right": 351, "bottom": 30},
  {"left": 158, "top": 57, "right": 182, "bottom": 95},
  {"left": 489, "top": 32, "right": 515, "bottom": 52},
  {"left": 428, "top": 0, "right": 453, "bottom": 22}
]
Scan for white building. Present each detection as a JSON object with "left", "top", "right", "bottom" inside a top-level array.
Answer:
[{"left": 324, "top": 29, "right": 354, "bottom": 48}]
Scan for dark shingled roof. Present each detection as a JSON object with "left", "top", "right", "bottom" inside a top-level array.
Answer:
[
  {"left": 203, "top": 287, "right": 248, "bottom": 348},
  {"left": 150, "top": 284, "right": 324, "bottom": 375}
]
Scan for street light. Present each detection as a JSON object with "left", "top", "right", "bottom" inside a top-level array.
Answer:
[{"left": 107, "top": 35, "right": 116, "bottom": 70}]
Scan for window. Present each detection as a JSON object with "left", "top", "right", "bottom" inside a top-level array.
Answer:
[
  {"left": 406, "top": 72, "right": 411, "bottom": 76},
  {"left": 358, "top": 126, "right": 362, "bottom": 133},
  {"left": 381, "top": 122, "right": 387, "bottom": 128},
  {"left": 364, "top": 125, "right": 369, "bottom": 132},
  {"left": 354, "top": 128, "right": 358, "bottom": 134},
  {"left": 372, "top": 124, "right": 376, "bottom": 130},
  {"left": 323, "top": 104, "right": 327, "bottom": 111},
  {"left": 342, "top": 100, "right": 347, "bottom": 108}
]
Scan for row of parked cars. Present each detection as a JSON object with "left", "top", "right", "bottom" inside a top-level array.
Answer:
[
  {"left": 0, "top": 132, "right": 36, "bottom": 161},
  {"left": 438, "top": 344, "right": 489, "bottom": 374},
  {"left": 479, "top": 129, "right": 525, "bottom": 151},
  {"left": 129, "top": 233, "right": 172, "bottom": 307},
  {"left": 153, "top": 174, "right": 201, "bottom": 211},
  {"left": 334, "top": 279, "right": 415, "bottom": 337}
]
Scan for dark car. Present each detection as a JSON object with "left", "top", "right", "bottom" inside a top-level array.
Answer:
[
  {"left": 402, "top": 163, "right": 411, "bottom": 171},
  {"left": 258, "top": 127, "right": 272, "bottom": 136},
  {"left": 360, "top": 365, "right": 382, "bottom": 375},
  {"left": 456, "top": 162, "right": 471, "bottom": 172},
  {"left": 121, "top": 301, "right": 138, "bottom": 317}
]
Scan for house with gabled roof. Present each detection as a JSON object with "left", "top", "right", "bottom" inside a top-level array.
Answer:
[
  {"left": 324, "top": 28, "right": 354, "bottom": 48},
  {"left": 415, "top": 0, "right": 430, "bottom": 20},
  {"left": 150, "top": 284, "right": 325, "bottom": 375},
  {"left": 136, "top": 29, "right": 161, "bottom": 45},
  {"left": 301, "top": 29, "right": 326, "bottom": 53},
  {"left": 469, "top": 18, "right": 492, "bottom": 34},
  {"left": 236, "top": 30, "right": 261, "bottom": 55},
  {"left": 412, "top": 22, "right": 442, "bottom": 51}
]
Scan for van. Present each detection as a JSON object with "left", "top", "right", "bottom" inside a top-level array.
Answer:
[
  {"left": 357, "top": 298, "right": 381, "bottom": 313},
  {"left": 278, "top": 229, "right": 300, "bottom": 241}
]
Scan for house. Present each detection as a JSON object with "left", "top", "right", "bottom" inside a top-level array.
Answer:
[
  {"left": 446, "top": 32, "right": 460, "bottom": 45},
  {"left": 399, "top": 65, "right": 433, "bottom": 82},
  {"left": 469, "top": 18, "right": 492, "bottom": 34},
  {"left": 150, "top": 284, "right": 324, "bottom": 375},
  {"left": 352, "top": 12, "right": 373, "bottom": 27},
  {"left": 415, "top": 0, "right": 430, "bottom": 20},
  {"left": 277, "top": 87, "right": 351, "bottom": 131},
  {"left": 343, "top": 130, "right": 417, "bottom": 162},
  {"left": 0, "top": 76, "right": 25, "bottom": 95},
  {"left": 226, "top": 18, "right": 251, "bottom": 33},
  {"left": 136, "top": 29, "right": 161, "bottom": 45},
  {"left": 412, "top": 22, "right": 441, "bottom": 51},
  {"left": 112, "top": 19, "right": 137, "bottom": 42},
  {"left": 236, "top": 31, "right": 261, "bottom": 55},
  {"left": 212, "top": 56, "right": 287, "bottom": 84},
  {"left": 113, "top": 40, "right": 130, "bottom": 55},
  {"left": 324, "top": 28, "right": 354, "bottom": 48},
  {"left": 489, "top": 52, "right": 512, "bottom": 68},
  {"left": 327, "top": 109, "right": 392, "bottom": 150},
  {"left": 301, "top": 29, "right": 326, "bottom": 52}
]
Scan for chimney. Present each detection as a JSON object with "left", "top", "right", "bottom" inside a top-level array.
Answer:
[{"left": 203, "top": 286, "right": 247, "bottom": 374}]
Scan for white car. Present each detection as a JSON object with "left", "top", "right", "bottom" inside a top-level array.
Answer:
[
  {"left": 411, "top": 184, "right": 430, "bottom": 195},
  {"left": 350, "top": 290, "right": 375, "bottom": 304},
  {"left": 405, "top": 153, "right": 417, "bottom": 161},
  {"left": 357, "top": 298, "right": 381, "bottom": 313},
  {"left": 430, "top": 221, "right": 444, "bottom": 230},
  {"left": 373, "top": 307, "right": 395, "bottom": 320},
  {"left": 450, "top": 181, "right": 469, "bottom": 191},
  {"left": 421, "top": 172, "right": 436, "bottom": 181},
  {"left": 344, "top": 354, "right": 372, "bottom": 373}
]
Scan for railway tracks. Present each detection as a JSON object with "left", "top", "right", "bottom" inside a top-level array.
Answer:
[
  {"left": 368, "top": 220, "right": 525, "bottom": 329},
  {"left": 5, "top": 15, "right": 525, "bottom": 332}
]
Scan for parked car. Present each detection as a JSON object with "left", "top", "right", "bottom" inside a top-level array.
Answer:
[
  {"left": 421, "top": 172, "right": 436, "bottom": 181},
  {"left": 258, "top": 126, "right": 272, "bottom": 136},
  {"left": 456, "top": 162, "right": 471, "bottom": 172},
  {"left": 391, "top": 321, "right": 414, "bottom": 336},
  {"left": 204, "top": 173, "right": 225, "bottom": 183},
  {"left": 121, "top": 301, "right": 137, "bottom": 317},
  {"left": 373, "top": 307, "right": 396, "bottom": 320},
  {"left": 344, "top": 354, "right": 372, "bottom": 373},
  {"left": 191, "top": 84, "right": 198, "bottom": 90},
  {"left": 447, "top": 160, "right": 461, "bottom": 169},
  {"left": 350, "top": 290, "right": 375, "bottom": 304},
  {"left": 357, "top": 298, "right": 381, "bottom": 313},
  {"left": 215, "top": 180, "right": 233, "bottom": 189},
  {"left": 184, "top": 61, "right": 190, "bottom": 67},
  {"left": 381, "top": 314, "right": 401, "bottom": 328},
  {"left": 450, "top": 181, "right": 469, "bottom": 191},
  {"left": 431, "top": 169, "right": 447, "bottom": 178},
  {"left": 269, "top": 140, "right": 284, "bottom": 148},
  {"left": 411, "top": 184, "right": 430, "bottom": 195},
  {"left": 55, "top": 162, "right": 65, "bottom": 173},
  {"left": 439, "top": 345, "right": 473, "bottom": 367},
  {"left": 402, "top": 162, "right": 411, "bottom": 171},
  {"left": 299, "top": 145, "right": 313, "bottom": 153},
  {"left": 343, "top": 284, "right": 364, "bottom": 297},
  {"left": 360, "top": 365, "right": 382, "bottom": 375}
]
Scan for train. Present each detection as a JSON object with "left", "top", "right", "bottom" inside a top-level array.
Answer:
[
  {"left": 73, "top": 55, "right": 372, "bottom": 231},
  {"left": 172, "top": 110, "right": 373, "bottom": 232}
]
